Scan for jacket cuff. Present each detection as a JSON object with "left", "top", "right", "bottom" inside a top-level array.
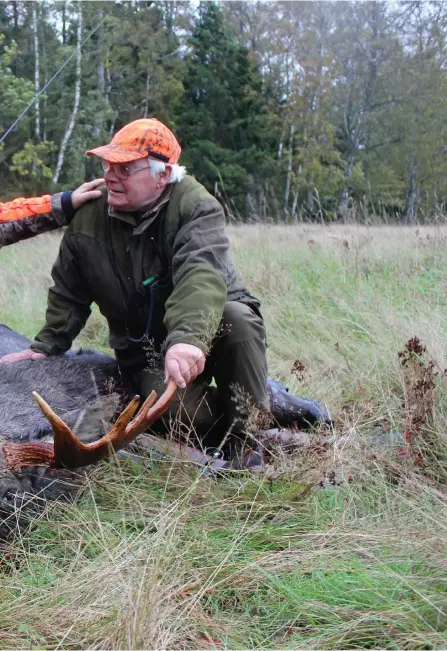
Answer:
[
  {"left": 61, "top": 191, "right": 75, "bottom": 220},
  {"left": 30, "top": 341, "right": 53, "bottom": 356},
  {"left": 51, "top": 192, "right": 71, "bottom": 226},
  {"left": 163, "top": 333, "right": 209, "bottom": 355}
]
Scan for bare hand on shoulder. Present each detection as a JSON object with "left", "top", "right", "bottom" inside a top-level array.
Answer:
[
  {"left": 0, "top": 348, "right": 46, "bottom": 364},
  {"left": 165, "top": 343, "right": 206, "bottom": 389},
  {"left": 71, "top": 178, "right": 105, "bottom": 210}
]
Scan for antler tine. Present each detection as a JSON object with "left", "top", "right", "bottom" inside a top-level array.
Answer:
[
  {"left": 52, "top": 394, "right": 142, "bottom": 468},
  {"left": 124, "top": 380, "right": 177, "bottom": 439},
  {"left": 33, "top": 391, "right": 88, "bottom": 461},
  {"left": 53, "top": 381, "right": 176, "bottom": 467},
  {"left": 3, "top": 381, "right": 178, "bottom": 471}
]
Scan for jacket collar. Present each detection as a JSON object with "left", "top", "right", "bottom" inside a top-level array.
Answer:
[{"left": 108, "top": 184, "right": 174, "bottom": 234}]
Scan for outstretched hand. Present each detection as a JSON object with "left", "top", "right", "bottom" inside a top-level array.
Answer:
[
  {"left": 0, "top": 348, "right": 46, "bottom": 364},
  {"left": 71, "top": 178, "right": 105, "bottom": 209},
  {"left": 165, "top": 343, "right": 206, "bottom": 389}
]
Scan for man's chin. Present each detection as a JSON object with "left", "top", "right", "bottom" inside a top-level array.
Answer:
[{"left": 108, "top": 192, "right": 128, "bottom": 210}]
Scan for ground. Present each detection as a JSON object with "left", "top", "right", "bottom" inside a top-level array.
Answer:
[{"left": 0, "top": 224, "right": 446, "bottom": 649}]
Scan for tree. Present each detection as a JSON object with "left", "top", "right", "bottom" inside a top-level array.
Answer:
[
  {"left": 53, "top": 0, "right": 82, "bottom": 183},
  {"left": 177, "top": 1, "right": 277, "bottom": 218}
]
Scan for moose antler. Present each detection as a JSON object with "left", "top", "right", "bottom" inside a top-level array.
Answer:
[{"left": 3, "top": 380, "right": 177, "bottom": 471}]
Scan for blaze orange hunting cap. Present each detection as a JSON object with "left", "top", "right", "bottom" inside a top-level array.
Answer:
[{"left": 86, "top": 118, "right": 181, "bottom": 164}]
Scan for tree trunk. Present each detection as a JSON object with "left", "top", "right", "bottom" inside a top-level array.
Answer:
[
  {"left": 403, "top": 160, "right": 418, "bottom": 224},
  {"left": 53, "top": 1, "right": 82, "bottom": 184},
  {"left": 42, "top": 14, "right": 48, "bottom": 141},
  {"left": 105, "top": 64, "right": 112, "bottom": 102},
  {"left": 338, "top": 152, "right": 355, "bottom": 221},
  {"left": 143, "top": 59, "right": 152, "bottom": 118},
  {"left": 62, "top": 1, "right": 68, "bottom": 46},
  {"left": 277, "top": 126, "right": 285, "bottom": 159},
  {"left": 32, "top": 3, "right": 40, "bottom": 141},
  {"left": 284, "top": 123, "right": 294, "bottom": 217},
  {"left": 91, "top": 7, "right": 105, "bottom": 138},
  {"left": 11, "top": 1, "right": 18, "bottom": 32}
]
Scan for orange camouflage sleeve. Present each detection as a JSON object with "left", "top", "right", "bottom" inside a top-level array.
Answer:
[
  {"left": 0, "top": 192, "right": 70, "bottom": 247},
  {"left": 0, "top": 195, "right": 52, "bottom": 223}
]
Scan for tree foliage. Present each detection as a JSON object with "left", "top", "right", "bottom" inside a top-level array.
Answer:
[{"left": 1, "top": 0, "right": 447, "bottom": 222}]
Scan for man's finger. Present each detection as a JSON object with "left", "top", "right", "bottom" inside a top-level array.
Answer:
[
  {"left": 84, "top": 190, "right": 102, "bottom": 200},
  {"left": 196, "top": 354, "right": 206, "bottom": 376},
  {"left": 31, "top": 352, "right": 46, "bottom": 361},
  {"left": 84, "top": 178, "right": 105, "bottom": 190},
  {"left": 189, "top": 358, "right": 204, "bottom": 382},
  {"left": 177, "top": 358, "right": 192, "bottom": 386},
  {"left": 166, "top": 358, "right": 186, "bottom": 389}
]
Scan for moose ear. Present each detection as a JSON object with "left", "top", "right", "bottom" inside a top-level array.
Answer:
[{"left": 3, "top": 380, "right": 177, "bottom": 471}]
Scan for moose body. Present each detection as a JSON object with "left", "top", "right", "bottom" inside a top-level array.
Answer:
[
  {"left": 0, "top": 324, "right": 124, "bottom": 540},
  {"left": 0, "top": 324, "right": 122, "bottom": 443}
]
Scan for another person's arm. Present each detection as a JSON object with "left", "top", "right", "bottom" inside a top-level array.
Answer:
[{"left": 0, "top": 179, "right": 104, "bottom": 247}]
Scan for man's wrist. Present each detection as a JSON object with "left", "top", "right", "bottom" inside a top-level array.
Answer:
[{"left": 29, "top": 341, "right": 51, "bottom": 356}]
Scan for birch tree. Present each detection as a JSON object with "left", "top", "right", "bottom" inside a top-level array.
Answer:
[
  {"left": 53, "top": 0, "right": 82, "bottom": 183},
  {"left": 32, "top": 2, "right": 40, "bottom": 140}
]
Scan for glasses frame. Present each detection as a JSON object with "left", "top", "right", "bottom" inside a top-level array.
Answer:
[{"left": 101, "top": 160, "right": 151, "bottom": 180}]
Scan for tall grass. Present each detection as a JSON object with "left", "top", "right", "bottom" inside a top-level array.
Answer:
[{"left": 0, "top": 225, "right": 446, "bottom": 649}]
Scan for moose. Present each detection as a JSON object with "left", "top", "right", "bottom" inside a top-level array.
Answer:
[
  {"left": 0, "top": 323, "right": 189, "bottom": 540},
  {"left": 0, "top": 323, "right": 331, "bottom": 540}
]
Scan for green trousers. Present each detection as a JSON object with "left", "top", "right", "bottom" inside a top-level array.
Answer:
[{"left": 128, "top": 302, "right": 268, "bottom": 448}]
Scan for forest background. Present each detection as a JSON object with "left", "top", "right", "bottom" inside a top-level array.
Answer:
[{"left": 1, "top": 0, "right": 447, "bottom": 223}]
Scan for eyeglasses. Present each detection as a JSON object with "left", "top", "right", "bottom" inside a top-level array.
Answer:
[{"left": 101, "top": 160, "right": 150, "bottom": 180}]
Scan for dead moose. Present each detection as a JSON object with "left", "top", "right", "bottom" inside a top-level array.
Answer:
[
  {"left": 0, "top": 323, "right": 330, "bottom": 539},
  {"left": 0, "top": 323, "right": 185, "bottom": 540}
]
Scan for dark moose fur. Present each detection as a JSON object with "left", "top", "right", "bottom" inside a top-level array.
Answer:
[
  {"left": 0, "top": 324, "right": 122, "bottom": 541},
  {"left": 0, "top": 324, "right": 121, "bottom": 442}
]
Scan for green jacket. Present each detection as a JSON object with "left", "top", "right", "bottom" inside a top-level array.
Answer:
[{"left": 30, "top": 176, "right": 261, "bottom": 365}]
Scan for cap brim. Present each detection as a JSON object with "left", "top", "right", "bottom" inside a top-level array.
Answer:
[{"left": 85, "top": 144, "right": 149, "bottom": 163}]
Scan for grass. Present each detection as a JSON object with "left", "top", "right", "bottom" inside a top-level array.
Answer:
[{"left": 0, "top": 224, "right": 446, "bottom": 649}]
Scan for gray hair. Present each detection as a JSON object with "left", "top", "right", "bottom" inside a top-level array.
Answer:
[{"left": 149, "top": 159, "right": 186, "bottom": 183}]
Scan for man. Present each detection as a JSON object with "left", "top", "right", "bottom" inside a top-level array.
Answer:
[
  {"left": 1, "top": 118, "right": 329, "bottom": 454},
  {"left": 1, "top": 119, "right": 270, "bottom": 451}
]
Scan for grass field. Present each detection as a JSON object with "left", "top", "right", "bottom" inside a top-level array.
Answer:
[{"left": 0, "top": 225, "right": 446, "bottom": 649}]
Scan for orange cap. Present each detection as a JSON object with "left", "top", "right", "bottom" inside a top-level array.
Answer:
[{"left": 86, "top": 118, "right": 181, "bottom": 164}]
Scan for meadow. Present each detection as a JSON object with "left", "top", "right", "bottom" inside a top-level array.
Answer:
[{"left": 0, "top": 224, "right": 446, "bottom": 649}]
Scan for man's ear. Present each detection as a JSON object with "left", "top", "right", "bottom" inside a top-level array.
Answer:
[{"left": 160, "top": 164, "right": 172, "bottom": 185}]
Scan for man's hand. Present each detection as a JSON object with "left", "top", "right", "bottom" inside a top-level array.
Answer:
[
  {"left": 0, "top": 348, "right": 46, "bottom": 365},
  {"left": 71, "top": 178, "right": 105, "bottom": 210},
  {"left": 165, "top": 343, "right": 206, "bottom": 389}
]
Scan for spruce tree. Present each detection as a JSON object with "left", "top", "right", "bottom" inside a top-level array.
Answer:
[{"left": 177, "top": 1, "right": 276, "bottom": 218}]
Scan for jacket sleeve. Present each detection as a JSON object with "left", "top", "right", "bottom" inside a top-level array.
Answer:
[
  {"left": 30, "top": 229, "right": 92, "bottom": 356},
  {"left": 163, "top": 197, "right": 229, "bottom": 353},
  {"left": 0, "top": 192, "right": 74, "bottom": 247}
]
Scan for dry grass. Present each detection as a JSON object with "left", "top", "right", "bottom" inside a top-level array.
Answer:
[{"left": 0, "top": 224, "right": 447, "bottom": 649}]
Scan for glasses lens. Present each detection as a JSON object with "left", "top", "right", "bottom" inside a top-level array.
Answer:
[{"left": 101, "top": 161, "right": 128, "bottom": 179}]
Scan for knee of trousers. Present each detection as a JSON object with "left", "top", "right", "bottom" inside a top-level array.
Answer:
[{"left": 220, "top": 301, "right": 266, "bottom": 346}]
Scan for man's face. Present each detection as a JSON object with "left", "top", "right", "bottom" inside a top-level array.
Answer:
[{"left": 103, "top": 157, "right": 168, "bottom": 212}]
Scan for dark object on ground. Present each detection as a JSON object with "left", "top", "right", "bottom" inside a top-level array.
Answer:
[{"left": 267, "top": 378, "right": 332, "bottom": 428}]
